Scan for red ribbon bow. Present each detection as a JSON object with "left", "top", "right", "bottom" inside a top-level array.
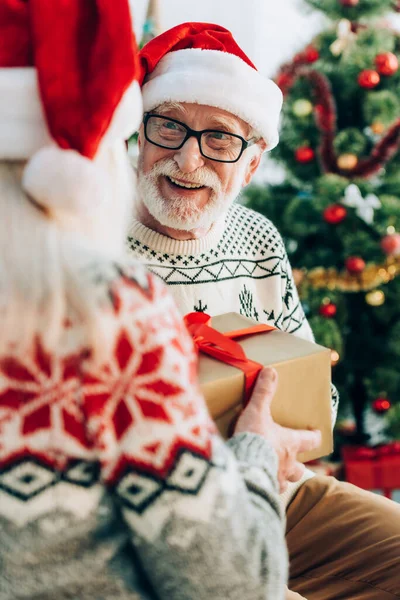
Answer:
[{"left": 184, "top": 312, "right": 275, "bottom": 405}]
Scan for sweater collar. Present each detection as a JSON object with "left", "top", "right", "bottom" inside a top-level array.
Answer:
[{"left": 127, "top": 213, "right": 226, "bottom": 256}]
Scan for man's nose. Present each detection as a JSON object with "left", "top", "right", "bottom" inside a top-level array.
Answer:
[{"left": 174, "top": 136, "right": 205, "bottom": 173}]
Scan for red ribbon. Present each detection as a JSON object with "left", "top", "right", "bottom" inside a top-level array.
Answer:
[{"left": 184, "top": 312, "right": 275, "bottom": 405}]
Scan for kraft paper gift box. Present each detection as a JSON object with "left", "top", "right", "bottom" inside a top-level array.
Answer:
[{"left": 194, "top": 312, "right": 333, "bottom": 463}]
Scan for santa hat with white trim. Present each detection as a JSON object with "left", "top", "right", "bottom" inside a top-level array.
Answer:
[
  {"left": 139, "top": 22, "right": 283, "bottom": 150},
  {"left": 0, "top": 0, "right": 142, "bottom": 213}
]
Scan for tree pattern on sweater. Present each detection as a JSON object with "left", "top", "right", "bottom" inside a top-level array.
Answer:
[{"left": 239, "top": 285, "right": 259, "bottom": 321}]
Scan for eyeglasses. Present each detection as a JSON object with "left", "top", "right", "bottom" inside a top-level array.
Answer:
[{"left": 143, "top": 113, "right": 257, "bottom": 163}]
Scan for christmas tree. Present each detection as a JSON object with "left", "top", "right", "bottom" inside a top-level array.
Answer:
[{"left": 244, "top": 0, "right": 400, "bottom": 447}]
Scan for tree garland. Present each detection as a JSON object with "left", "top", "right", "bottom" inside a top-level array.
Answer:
[{"left": 295, "top": 255, "right": 400, "bottom": 292}]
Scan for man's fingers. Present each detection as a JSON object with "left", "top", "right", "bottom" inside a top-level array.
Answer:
[
  {"left": 292, "top": 429, "right": 322, "bottom": 454},
  {"left": 250, "top": 367, "right": 278, "bottom": 409},
  {"left": 287, "top": 461, "right": 305, "bottom": 483},
  {"left": 279, "top": 477, "right": 288, "bottom": 494}
]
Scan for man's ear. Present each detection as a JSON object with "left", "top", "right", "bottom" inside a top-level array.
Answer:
[
  {"left": 242, "top": 141, "right": 266, "bottom": 187},
  {"left": 138, "top": 124, "right": 144, "bottom": 149}
]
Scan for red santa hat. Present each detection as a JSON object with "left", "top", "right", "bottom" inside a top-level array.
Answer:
[
  {"left": 0, "top": 0, "right": 142, "bottom": 213},
  {"left": 139, "top": 22, "right": 283, "bottom": 150}
]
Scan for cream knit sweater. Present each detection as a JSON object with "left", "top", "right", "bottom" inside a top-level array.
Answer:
[{"left": 127, "top": 203, "right": 339, "bottom": 506}]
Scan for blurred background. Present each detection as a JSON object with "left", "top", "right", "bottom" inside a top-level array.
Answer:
[
  {"left": 133, "top": 0, "right": 400, "bottom": 499},
  {"left": 132, "top": 0, "right": 400, "bottom": 75}
]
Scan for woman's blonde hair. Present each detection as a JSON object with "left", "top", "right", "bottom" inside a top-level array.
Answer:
[{"left": 0, "top": 142, "right": 134, "bottom": 362}]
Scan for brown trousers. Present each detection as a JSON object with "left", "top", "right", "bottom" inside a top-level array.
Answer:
[{"left": 285, "top": 476, "right": 400, "bottom": 600}]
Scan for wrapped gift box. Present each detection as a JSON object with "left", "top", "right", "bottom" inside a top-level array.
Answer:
[
  {"left": 342, "top": 443, "right": 400, "bottom": 498},
  {"left": 196, "top": 312, "right": 333, "bottom": 463}
]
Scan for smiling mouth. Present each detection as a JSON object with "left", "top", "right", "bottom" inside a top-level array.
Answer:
[{"left": 165, "top": 175, "right": 205, "bottom": 190}]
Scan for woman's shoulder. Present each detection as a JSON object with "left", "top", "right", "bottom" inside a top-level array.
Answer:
[
  {"left": 83, "top": 256, "right": 167, "bottom": 310},
  {"left": 98, "top": 257, "right": 169, "bottom": 309},
  {"left": 82, "top": 257, "right": 178, "bottom": 341}
]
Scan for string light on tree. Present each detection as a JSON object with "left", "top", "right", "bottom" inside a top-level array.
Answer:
[
  {"left": 331, "top": 349, "right": 340, "bottom": 366},
  {"left": 365, "top": 289, "right": 385, "bottom": 306},
  {"left": 371, "top": 121, "right": 385, "bottom": 135},
  {"left": 345, "top": 256, "right": 366, "bottom": 274},
  {"left": 292, "top": 99, "right": 313, "bottom": 117},
  {"left": 375, "top": 53, "right": 399, "bottom": 77},
  {"left": 372, "top": 397, "right": 392, "bottom": 414},
  {"left": 358, "top": 69, "right": 380, "bottom": 89},
  {"left": 293, "top": 268, "right": 305, "bottom": 286},
  {"left": 337, "top": 153, "right": 358, "bottom": 170},
  {"left": 323, "top": 204, "right": 347, "bottom": 224},
  {"left": 295, "top": 146, "right": 315, "bottom": 163}
]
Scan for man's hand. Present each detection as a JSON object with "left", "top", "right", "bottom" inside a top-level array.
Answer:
[{"left": 234, "top": 367, "right": 321, "bottom": 493}]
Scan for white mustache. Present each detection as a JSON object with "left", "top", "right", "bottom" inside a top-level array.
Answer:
[{"left": 148, "top": 158, "right": 222, "bottom": 193}]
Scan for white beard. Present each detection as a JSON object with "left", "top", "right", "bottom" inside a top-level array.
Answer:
[{"left": 137, "top": 156, "right": 246, "bottom": 231}]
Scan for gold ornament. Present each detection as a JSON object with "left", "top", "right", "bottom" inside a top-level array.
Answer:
[
  {"left": 387, "top": 225, "right": 396, "bottom": 235},
  {"left": 331, "top": 350, "right": 340, "bottom": 366},
  {"left": 293, "top": 99, "right": 313, "bottom": 117},
  {"left": 365, "top": 289, "right": 385, "bottom": 306},
  {"left": 337, "top": 153, "right": 358, "bottom": 170},
  {"left": 371, "top": 121, "right": 385, "bottom": 135}
]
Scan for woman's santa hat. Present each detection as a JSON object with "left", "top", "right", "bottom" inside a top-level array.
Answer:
[
  {"left": 0, "top": 0, "right": 142, "bottom": 213},
  {"left": 139, "top": 22, "right": 283, "bottom": 150}
]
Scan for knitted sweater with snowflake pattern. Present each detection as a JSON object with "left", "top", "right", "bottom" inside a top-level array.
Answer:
[
  {"left": 0, "top": 260, "right": 287, "bottom": 600},
  {"left": 127, "top": 203, "right": 339, "bottom": 505}
]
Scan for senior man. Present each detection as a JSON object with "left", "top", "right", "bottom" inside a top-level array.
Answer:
[{"left": 128, "top": 23, "right": 400, "bottom": 600}]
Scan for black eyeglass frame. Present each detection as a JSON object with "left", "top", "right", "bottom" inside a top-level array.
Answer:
[{"left": 143, "top": 112, "right": 258, "bottom": 164}]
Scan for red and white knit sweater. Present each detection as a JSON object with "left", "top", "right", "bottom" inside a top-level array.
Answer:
[{"left": 0, "top": 260, "right": 287, "bottom": 600}]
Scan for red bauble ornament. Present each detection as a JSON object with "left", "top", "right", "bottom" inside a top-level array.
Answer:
[
  {"left": 372, "top": 397, "right": 392, "bottom": 414},
  {"left": 276, "top": 72, "right": 293, "bottom": 91},
  {"left": 345, "top": 256, "right": 366, "bottom": 274},
  {"left": 323, "top": 204, "right": 347, "bottom": 225},
  {"left": 358, "top": 69, "right": 380, "bottom": 89},
  {"left": 319, "top": 302, "right": 337, "bottom": 318},
  {"left": 305, "top": 46, "right": 320, "bottom": 63},
  {"left": 295, "top": 146, "right": 315, "bottom": 163},
  {"left": 375, "top": 52, "right": 399, "bottom": 77},
  {"left": 380, "top": 233, "right": 400, "bottom": 256},
  {"left": 339, "top": 0, "right": 359, "bottom": 5}
]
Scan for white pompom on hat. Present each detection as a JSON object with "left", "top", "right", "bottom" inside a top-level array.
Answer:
[{"left": 139, "top": 22, "right": 283, "bottom": 150}]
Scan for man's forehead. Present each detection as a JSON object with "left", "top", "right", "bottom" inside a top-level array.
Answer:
[{"left": 155, "top": 102, "right": 249, "bottom": 133}]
